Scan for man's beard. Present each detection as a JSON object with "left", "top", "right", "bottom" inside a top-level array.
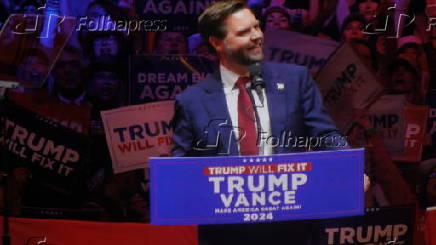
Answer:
[{"left": 226, "top": 46, "right": 263, "bottom": 66}]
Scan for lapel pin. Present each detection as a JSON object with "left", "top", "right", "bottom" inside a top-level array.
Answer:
[{"left": 277, "top": 83, "right": 284, "bottom": 90}]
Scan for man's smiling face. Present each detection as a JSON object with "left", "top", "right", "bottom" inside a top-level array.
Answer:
[{"left": 216, "top": 8, "right": 264, "bottom": 66}]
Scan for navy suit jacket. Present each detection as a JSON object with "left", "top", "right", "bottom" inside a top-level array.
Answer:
[{"left": 171, "top": 62, "right": 347, "bottom": 157}]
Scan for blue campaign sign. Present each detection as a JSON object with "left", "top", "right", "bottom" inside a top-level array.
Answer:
[{"left": 150, "top": 149, "right": 365, "bottom": 225}]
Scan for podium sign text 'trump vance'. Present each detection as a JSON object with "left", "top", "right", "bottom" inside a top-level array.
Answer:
[{"left": 150, "top": 149, "right": 364, "bottom": 225}]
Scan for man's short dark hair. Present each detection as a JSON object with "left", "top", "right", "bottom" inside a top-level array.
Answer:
[{"left": 198, "top": 0, "right": 247, "bottom": 53}]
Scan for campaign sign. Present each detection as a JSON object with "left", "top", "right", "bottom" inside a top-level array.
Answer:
[
  {"left": 315, "top": 206, "right": 415, "bottom": 245},
  {"left": 150, "top": 149, "right": 364, "bottom": 225},
  {"left": 129, "top": 55, "right": 215, "bottom": 105},
  {"left": 101, "top": 101, "right": 175, "bottom": 174},
  {"left": 394, "top": 105, "right": 429, "bottom": 162},
  {"left": 368, "top": 94, "right": 407, "bottom": 157},
  {"left": 0, "top": 101, "right": 89, "bottom": 195},
  {"left": 135, "top": 0, "right": 215, "bottom": 33},
  {"left": 264, "top": 29, "right": 339, "bottom": 72},
  {"left": 315, "top": 43, "right": 383, "bottom": 133}
]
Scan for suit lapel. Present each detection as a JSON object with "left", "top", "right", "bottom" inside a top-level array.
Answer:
[
  {"left": 262, "top": 64, "right": 287, "bottom": 153},
  {"left": 202, "top": 71, "right": 239, "bottom": 156}
]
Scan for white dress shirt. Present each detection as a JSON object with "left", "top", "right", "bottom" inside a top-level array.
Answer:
[{"left": 220, "top": 65, "right": 272, "bottom": 156}]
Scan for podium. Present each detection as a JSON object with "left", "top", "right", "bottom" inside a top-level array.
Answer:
[{"left": 149, "top": 148, "right": 365, "bottom": 225}]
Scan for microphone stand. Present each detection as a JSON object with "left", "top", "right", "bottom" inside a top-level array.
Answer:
[
  {"left": 247, "top": 63, "right": 265, "bottom": 155},
  {"left": 247, "top": 85, "right": 264, "bottom": 155},
  {"left": 0, "top": 81, "right": 19, "bottom": 245}
]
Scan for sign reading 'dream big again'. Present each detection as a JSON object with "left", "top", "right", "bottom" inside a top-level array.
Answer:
[{"left": 150, "top": 149, "right": 364, "bottom": 225}]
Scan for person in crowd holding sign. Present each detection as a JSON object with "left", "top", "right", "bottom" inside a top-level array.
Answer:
[{"left": 171, "top": 0, "right": 348, "bottom": 158}]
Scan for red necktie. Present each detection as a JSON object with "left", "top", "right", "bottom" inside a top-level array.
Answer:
[{"left": 235, "top": 77, "right": 258, "bottom": 156}]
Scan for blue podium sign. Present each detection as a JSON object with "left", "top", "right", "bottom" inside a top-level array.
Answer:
[{"left": 150, "top": 149, "right": 364, "bottom": 225}]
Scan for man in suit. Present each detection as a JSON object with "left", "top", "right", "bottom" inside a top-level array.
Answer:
[
  {"left": 171, "top": 2, "right": 368, "bottom": 244},
  {"left": 172, "top": 0, "right": 347, "bottom": 157}
]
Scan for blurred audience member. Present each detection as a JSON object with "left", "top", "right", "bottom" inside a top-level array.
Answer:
[
  {"left": 88, "top": 62, "right": 123, "bottom": 115},
  {"left": 51, "top": 45, "right": 88, "bottom": 105},
  {"left": 341, "top": 14, "right": 368, "bottom": 42},
  {"left": 153, "top": 32, "right": 188, "bottom": 55},
  {"left": 262, "top": 6, "right": 292, "bottom": 31},
  {"left": 355, "top": 0, "right": 380, "bottom": 21},
  {"left": 79, "top": 0, "right": 124, "bottom": 51},
  {"left": 85, "top": 31, "right": 127, "bottom": 63},
  {"left": 397, "top": 36, "right": 430, "bottom": 95},
  {"left": 389, "top": 58, "right": 422, "bottom": 104},
  {"left": 398, "top": 36, "right": 424, "bottom": 60},
  {"left": 188, "top": 33, "right": 218, "bottom": 62}
]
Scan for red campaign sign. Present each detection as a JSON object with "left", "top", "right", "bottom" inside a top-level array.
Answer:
[
  {"left": 1, "top": 217, "right": 197, "bottom": 245},
  {"left": 394, "top": 105, "right": 430, "bottom": 162}
]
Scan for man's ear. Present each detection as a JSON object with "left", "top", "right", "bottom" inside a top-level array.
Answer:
[{"left": 209, "top": 36, "right": 222, "bottom": 54}]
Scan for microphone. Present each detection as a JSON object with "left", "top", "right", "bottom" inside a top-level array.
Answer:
[{"left": 248, "top": 62, "right": 264, "bottom": 105}]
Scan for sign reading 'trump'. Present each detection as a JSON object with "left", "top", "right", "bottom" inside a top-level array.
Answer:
[{"left": 150, "top": 149, "right": 364, "bottom": 225}]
